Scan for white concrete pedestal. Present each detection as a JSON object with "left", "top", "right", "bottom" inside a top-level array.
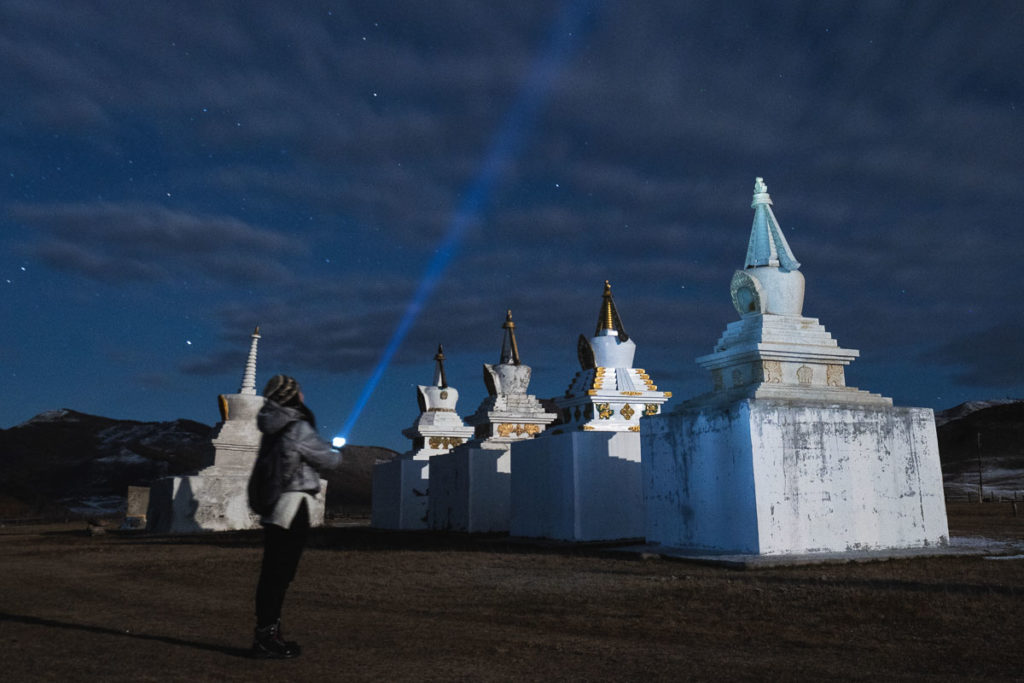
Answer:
[
  {"left": 641, "top": 399, "right": 949, "bottom": 555},
  {"left": 372, "top": 459, "right": 431, "bottom": 530},
  {"left": 147, "top": 470, "right": 327, "bottom": 533},
  {"left": 511, "top": 431, "right": 644, "bottom": 542},
  {"left": 428, "top": 445, "right": 510, "bottom": 533}
]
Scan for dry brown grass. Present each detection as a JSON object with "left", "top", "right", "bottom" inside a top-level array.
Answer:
[{"left": 1, "top": 505, "right": 1022, "bottom": 681}]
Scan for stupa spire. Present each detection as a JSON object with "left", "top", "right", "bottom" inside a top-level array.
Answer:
[
  {"left": 594, "top": 280, "right": 629, "bottom": 341},
  {"left": 499, "top": 310, "right": 521, "bottom": 365},
  {"left": 745, "top": 177, "right": 800, "bottom": 271},
  {"left": 239, "top": 325, "right": 260, "bottom": 395},
  {"left": 433, "top": 344, "right": 449, "bottom": 388}
]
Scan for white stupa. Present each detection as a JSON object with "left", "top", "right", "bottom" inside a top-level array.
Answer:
[
  {"left": 642, "top": 178, "right": 949, "bottom": 556},
  {"left": 429, "top": 310, "right": 557, "bottom": 533},
  {"left": 147, "top": 327, "right": 327, "bottom": 533},
  {"left": 511, "top": 282, "right": 672, "bottom": 541},
  {"left": 371, "top": 345, "right": 474, "bottom": 530},
  {"left": 463, "top": 310, "right": 558, "bottom": 444}
]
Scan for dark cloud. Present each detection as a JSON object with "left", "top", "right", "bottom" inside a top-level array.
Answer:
[
  {"left": 2, "top": 1, "right": 1022, "bottom": 447},
  {"left": 11, "top": 202, "right": 303, "bottom": 285},
  {"left": 925, "top": 323, "right": 1024, "bottom": 388}
]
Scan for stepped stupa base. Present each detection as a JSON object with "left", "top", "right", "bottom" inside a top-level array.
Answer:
[
  {"left": 372, "top": 459, "right": 431, "bottom": 530},
  {"left": 511, "top": 431, "right": 644, "bottom": 542},
  {"left": 147, "top": 469, "right": 326, "bottom": 533},
  {"left": 642, "top": 398, "right": 949, "bottom": 555},
  {"left": 428, "top": 444, "right": 511, "bottom": 533}
]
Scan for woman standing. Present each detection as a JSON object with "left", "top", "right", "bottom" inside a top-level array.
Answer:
[{"left": 251, "top": 374, "right": 342, "bottom": 659}]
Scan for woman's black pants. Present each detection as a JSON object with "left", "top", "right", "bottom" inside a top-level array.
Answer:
[{"left": 255, "top": 500, "right": 310, "bottom": 628}]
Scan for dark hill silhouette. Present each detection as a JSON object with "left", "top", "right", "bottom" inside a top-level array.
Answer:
[
  {"left": 935, "top": 400, "right": 1024, "bottom": 500},
  {"left": 0, "top": 409, "right": 397, "bottom": 519}
]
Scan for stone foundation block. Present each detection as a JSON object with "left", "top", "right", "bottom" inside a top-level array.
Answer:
[{"left": 642, "top": 399, "right": 949, "bottom": 555}]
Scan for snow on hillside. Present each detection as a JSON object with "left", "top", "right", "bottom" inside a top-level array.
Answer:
[{"left": 935, "top": 399, "right": 1019, "bottom": 426}]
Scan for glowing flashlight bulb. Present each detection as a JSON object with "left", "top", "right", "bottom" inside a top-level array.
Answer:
[{"left": 332, "top": 436, "right": 346, "bottom": 449}]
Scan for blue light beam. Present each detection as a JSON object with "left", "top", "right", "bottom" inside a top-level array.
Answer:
[{"left": 338, "top": 1, "right": 598, "bottom": 442}]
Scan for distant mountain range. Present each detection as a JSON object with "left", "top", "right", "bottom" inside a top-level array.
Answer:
[
  {"left": 1, "top": 402, "right": 1020, "bottom": 520},
  {"left": 0, "top": 409, "right": 398, "bottom": 519},
  {"left": 934, "top": 400, "right": 1024, "bottom": 501}
]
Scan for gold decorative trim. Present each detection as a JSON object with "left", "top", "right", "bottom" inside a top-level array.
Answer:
[
  {"left": 644, "top": 404, "right": 659, "bottom": 416},
  {"left": 582, "top": 425, "right": 596, "bottom": 431},
  {"left": 428, "top": 436, "right": 464, "bottom": 449},
  {"left": 628, "top": 425, "right": 640, "bottom": 432},
  {"left": 497, "top": 423, "right": 541, "bottom": 438},
  {"left": 597, "top": 403, "right": 613, "bottom": 419},
  {"left": 620, "top": 404, "right": 635, "bottom": 420},
  {"left": 621, "top": 391, "right": 643, "bottom": 396},
  {"left": 662, "top": 391, "right": 673, "bottom": 398}
]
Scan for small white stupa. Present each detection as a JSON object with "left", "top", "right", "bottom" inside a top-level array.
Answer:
[
  {"left": 463, "top": 310, "right": 558, "bottom": 443},
  {"left": 642, "top": 178, "right": 949, "bottom": 556},
  {"left": 147, "top": 327, "right": 327, "bottom": 533},
  {"left": 429, "top": 310, "right": 557, "bottom": 533},
  {"left": 371, "top": 345, "right": 474, "bottom": 530},
  {"left": 511, "top": 282, "right": 672, "bottom": 541}
]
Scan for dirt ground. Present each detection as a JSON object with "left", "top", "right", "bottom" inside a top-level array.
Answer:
[{"left": 1, "top": 503, "right": 1022, "bottom": 681}]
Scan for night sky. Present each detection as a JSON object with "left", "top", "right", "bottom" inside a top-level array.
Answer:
[{"left": 2, "top": 1, "right": 1022, "bottom": 452}]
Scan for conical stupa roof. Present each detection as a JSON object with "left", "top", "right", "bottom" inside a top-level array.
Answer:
[
  {"left": 745, "top": 177, "right": 800, "bottom": 271},
  {"left": 594, "top": 280, "right": 629, "bottom": 341}
]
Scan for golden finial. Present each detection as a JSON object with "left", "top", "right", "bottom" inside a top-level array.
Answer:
[
  {"left": 434, "top": 343, "right": 448, "bottom": 388},
  {"left": 595, "top": 280, "right": 629, "bottom": 341},
  {"left": 601, "top": 281, "right": 614, "bottom": 330},
  {"left": 500, "top": 309, "right": 521, "bottom": 365}
]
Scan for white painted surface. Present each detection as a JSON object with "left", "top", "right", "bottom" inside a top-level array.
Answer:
[
  {"left": 210, "top": 393, "right": 265, "bottom": 469},
  {"left": 590, "top": 331, "right": 636, "bottom": 368},
  {"left": 373, "top": 353, "right": 474, "bottom": 528},
  {"left": 428, "top": 444, "right": 511, "bottom": 533},
  {"left": 371, "top": 459, "right": 430, "bottom": 530},
  {"left": 511, "top": 431, "right": 644, "bottom": 541},
  {"left": 642, "top": 400, "right": 949, "bottom": 554},
  {"left": 146, "top": 474, "right": 327, "bottom": 533}
]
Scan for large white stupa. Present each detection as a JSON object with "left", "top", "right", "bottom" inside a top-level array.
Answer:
[
  {"left": 642, "top": 178, "right": 949, "bottom": 556},
  {"left": 511, "top": 282, "right": 672, "bottom": 541}
]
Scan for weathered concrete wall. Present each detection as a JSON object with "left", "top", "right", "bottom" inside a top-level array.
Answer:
[
  {"left": 147, "top": 474, "right": 326, "bottom": 533},
  {"left": 511, "top": 431, "right": 645, "bottom": 541},
  {"left": 428, "top": 445, "right": 510, "bottom": 533},
  {"left": 748, "top": 403, "right": 948, "bottom": 553},
  {"left": 642, "top": 399, "right": 948, "bottom": 555},
  {"left": 642, "top": 402, "right": 760, "bottom": 552},
  {"left": 371, "top": 459, "right": 430, "bottom": 530}
]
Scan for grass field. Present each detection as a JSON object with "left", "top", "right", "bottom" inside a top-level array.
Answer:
[{"left": 1, "top": 503, "right": 1022, "bottom": 681}]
